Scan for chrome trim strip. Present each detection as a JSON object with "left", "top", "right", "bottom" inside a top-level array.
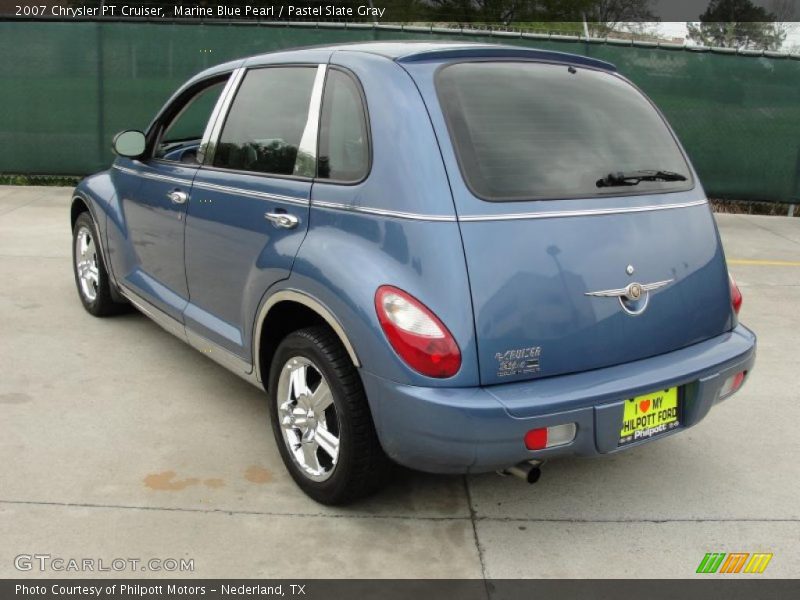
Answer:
[
  {"left": 117, "top": 285, "right": 187, "bottom": 341},
  {"left": 118, "top": 284, "right": 261, "bottom": 388},
  {"left": 185, "top": 328, "right": 255, "bottom": 378},
  {"left": 114, "top": 164, "right": 309, "bottom": 206},
  {"left": 457, "top": 199, "right": 708, "bottom": 222},
  {"left": 294, "top": 64, "right": 327, "bottom": 178},
  {"left": 199, "top": 67, "right": 246, "bottom": 165},
  {"left": 112, "top": 168, "right": 703, "bottom": 223},
  {"left": 312, "top": 200, "right": 457, "bottom": 222},
  {"left": 112, "top": 164, "right": 192, "bottom": 187},
  {"left": 192, "top": 180, "right": 309, "bottom": 206},
  {"left": 254, "top": 290, "right": 361, "bottom": 383},
  {"left": 122, "top": 285, "right": 358, "bottom": 386},
  {"left": 111, "top": 168, "right": 441, "bottom": 216}
]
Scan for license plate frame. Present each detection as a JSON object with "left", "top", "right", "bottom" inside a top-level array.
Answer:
[{"left": 618, "top": 386, "right": 681, "bottom": 447}]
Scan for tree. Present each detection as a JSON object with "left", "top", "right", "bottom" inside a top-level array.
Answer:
[
  {"left": 422, "top": 0, "right": 654, "bottom": 28},
  {"left": 582, "top": 0, "right": 657, "bottom": 36},
  {"left": 768, "top": 0, "right": 799, "bottom": 50},
  {"left": 687, "top": 0, "right": 787, "bottom": 51}
]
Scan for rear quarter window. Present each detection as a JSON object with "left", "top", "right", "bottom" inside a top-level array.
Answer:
[
  {"left": 436, "top": 61, "right": 693, "bottom": 202},
  {"left": 317, "top": 69, "right": 370, "bottom": 182}
]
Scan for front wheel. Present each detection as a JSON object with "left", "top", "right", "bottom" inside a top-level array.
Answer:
[
  {"left": 268, "top": 326, "right": 390, "bottom": 505},
  {"left": 72, "top": 212, "right": 126, "bottom": 316}
]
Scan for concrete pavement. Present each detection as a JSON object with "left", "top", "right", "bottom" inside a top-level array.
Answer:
[{"left": 0, "top": 186, "right": 798, "bottom": 578}]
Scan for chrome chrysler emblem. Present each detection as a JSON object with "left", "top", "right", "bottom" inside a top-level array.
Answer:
[
  {"left": 585, "top": 278, "right": 673, "bottom": 316},
  {"left": 627, "top": 282, "right": 642, "bottom": 300}
]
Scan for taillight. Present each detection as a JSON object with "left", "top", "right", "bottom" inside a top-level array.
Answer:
[
  {"left": 729, "top": 273, "right": 743, "bottom": 315},
  {"left": 375, "top": 286, "right": 461, "bottom": 378}
]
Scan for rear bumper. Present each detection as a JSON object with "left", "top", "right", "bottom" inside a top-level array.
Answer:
[{"left": 362, "top": 324, "right": 756, "bottom": 474}]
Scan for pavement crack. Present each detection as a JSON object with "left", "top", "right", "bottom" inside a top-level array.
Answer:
[
  {"left": 462, "top": 477, "right": 491, "bottom": 597},
  {"left": 0, "top": 498, "right": 469, "bottom": 522},
  {"left": 1, "top": 499, "right": 798, "bottom": 525},
  {"left": 0, "top": 196, "right": 45, "bottom": 217},
  {"left": 472, "top": 516, "right": 800, "bottom": 524},
  {"left": 0, "top": 255, "right": 69, "bottom": 259},
  {"left": 743, "top": 216, "right": 800, "bottom": 247}
]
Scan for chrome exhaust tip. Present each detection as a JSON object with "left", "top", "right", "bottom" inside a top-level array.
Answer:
[{"left": 499, "top": 460, "right": 543, "bottom": 484}]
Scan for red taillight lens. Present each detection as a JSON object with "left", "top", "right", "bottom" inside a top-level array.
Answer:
[
  {"left": 375, "top": 286, "right": 461, "bottom": 378},
  {"left": 729, "top": 273, "right": 743, "bottom": 315},
  {"left": 524, "top": 428, "right": 548, "bottom": 450}
]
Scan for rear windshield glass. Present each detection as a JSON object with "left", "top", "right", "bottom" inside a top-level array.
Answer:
[{"left": 436, "top": 62, "right": 693, "bottom": 201}]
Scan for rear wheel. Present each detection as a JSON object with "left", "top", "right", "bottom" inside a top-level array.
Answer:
[
  {"left": 268, "top": 326, "right": 390, "bottom": 504},
  {"left": 72, "top": 212, "right": 126, "bottom": 317}
]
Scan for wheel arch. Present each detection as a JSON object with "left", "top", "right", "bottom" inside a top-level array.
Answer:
[
  {"left": 70, "top": 195, "right": 92, "bottom": 229},
  {"left": 70, "top": 189, "right": 126, "bottom": 304},
  {"left": 70, "top": 193, "right": 108, "bottom": 268},
  {"left": 255, "top": 290, "right": 361, "bottom": 386}
]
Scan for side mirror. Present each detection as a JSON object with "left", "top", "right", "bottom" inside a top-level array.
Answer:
[{"left": 112, "top": 130, "right": 146, "bottom": 158}]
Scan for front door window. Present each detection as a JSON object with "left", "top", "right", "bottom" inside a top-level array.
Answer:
[{"left": 153, "top": 80, "right": 226, "bottom": 164}]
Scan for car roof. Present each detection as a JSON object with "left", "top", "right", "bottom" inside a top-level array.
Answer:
[{"left": 197, "top": 41, "right": 616, "bottom": 80}]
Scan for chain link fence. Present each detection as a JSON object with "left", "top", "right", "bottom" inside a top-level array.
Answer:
[{"left": 1, "top": 20, "right": 799, "bottom": 203}]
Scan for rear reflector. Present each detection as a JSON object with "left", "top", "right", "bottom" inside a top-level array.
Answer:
[
  {"left": 524, "top": 423, "right": 577, "bottom": 450},
  {"left": 719, "top": 371, "right": 747, "bottom": 399}
]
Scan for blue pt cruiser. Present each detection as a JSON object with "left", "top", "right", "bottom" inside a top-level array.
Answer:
[{"left": 71, "top": 42, "right": 756, "bottom": 504}]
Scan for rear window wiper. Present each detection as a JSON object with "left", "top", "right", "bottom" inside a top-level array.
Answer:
[{"left": 596, "top": 170, "right": 687, "bottom": 188}]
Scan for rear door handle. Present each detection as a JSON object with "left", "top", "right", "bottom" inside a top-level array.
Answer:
[
  {"left": 265, "top": 212, "right": 299, "bottom": 229},
  {"left": 167, "top": 190, "right": 188, "bottom": 205}
]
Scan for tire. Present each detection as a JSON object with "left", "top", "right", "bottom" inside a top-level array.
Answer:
[
  {"left": 268, "top": 326, "right": 390, "bottom": 505},
  {"left": 72, "top": 212, "right": 126, "bottom": 317}
]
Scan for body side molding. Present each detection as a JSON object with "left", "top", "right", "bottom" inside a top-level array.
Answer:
[{"left": 118, "top": 284, "right": 261, "bottom": 388}]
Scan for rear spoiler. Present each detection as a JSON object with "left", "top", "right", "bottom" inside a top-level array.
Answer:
[{"left": 395, "top": 45, "right": 616, "bottom": 72}]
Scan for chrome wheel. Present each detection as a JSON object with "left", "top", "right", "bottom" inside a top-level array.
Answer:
[
  {"left": 74, "top": 225, "right": 99, "bottom": 302},
  {"left": 276, "top": 356, "right": 340, "bottom": 482}
]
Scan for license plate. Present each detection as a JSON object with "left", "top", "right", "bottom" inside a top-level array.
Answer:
[{"left": 619, "top": 387, "right": 680, "bottom": 447}]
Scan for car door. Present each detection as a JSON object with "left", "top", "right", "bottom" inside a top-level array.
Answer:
[
  {"left": 109, "top": 75, "right": 228, "bottom": 321},
  {"left": 183, "top": 65, "right": 325, "bottom": 362}
]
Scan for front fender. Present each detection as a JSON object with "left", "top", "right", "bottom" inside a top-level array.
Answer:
[{"left": 72, "top": 170, "right": 119, "bottom": 286}]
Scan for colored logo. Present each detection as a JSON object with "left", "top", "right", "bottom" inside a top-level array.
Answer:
[{"left": 696, "top": 552, "right": 773, "bottom": 574}]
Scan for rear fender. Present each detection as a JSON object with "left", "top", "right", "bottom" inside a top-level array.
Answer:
[{"left": 282, "top": 213, "right": 480, "bottom": 388}]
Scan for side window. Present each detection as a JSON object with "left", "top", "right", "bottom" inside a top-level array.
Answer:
[
  {"left": 213, "top": 67, "right": 317, "bottom": 176},
  {"left": 155, "top": 80, "right": 226, "bottom": 163},
  {"left": 317, "top": 70, "right": 369, "bottom": 182}
]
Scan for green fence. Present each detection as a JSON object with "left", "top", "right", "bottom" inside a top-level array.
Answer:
[{"left": 2, "top": 20, "right": 799, "bottom": 203}]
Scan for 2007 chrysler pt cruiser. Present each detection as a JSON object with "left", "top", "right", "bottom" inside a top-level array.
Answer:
[{"left": 71, "top": 42, "right": 756, "bottom": 504}]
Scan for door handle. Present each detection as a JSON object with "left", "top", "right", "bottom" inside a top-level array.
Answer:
[
  {"left": 265, "top": 212, "right": 299, "bottom": 229},
  {"left": 167, "top": 190, "right": 188, "bottom": 205}
]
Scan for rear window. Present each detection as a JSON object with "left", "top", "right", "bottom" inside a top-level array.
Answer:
[{"left": 436, "top": 62, "right": 693, "bottom": 201}]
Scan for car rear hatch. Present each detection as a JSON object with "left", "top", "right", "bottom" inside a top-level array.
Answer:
[{"left": 404, "top": 56, "right": 734, "bottom": 385}]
